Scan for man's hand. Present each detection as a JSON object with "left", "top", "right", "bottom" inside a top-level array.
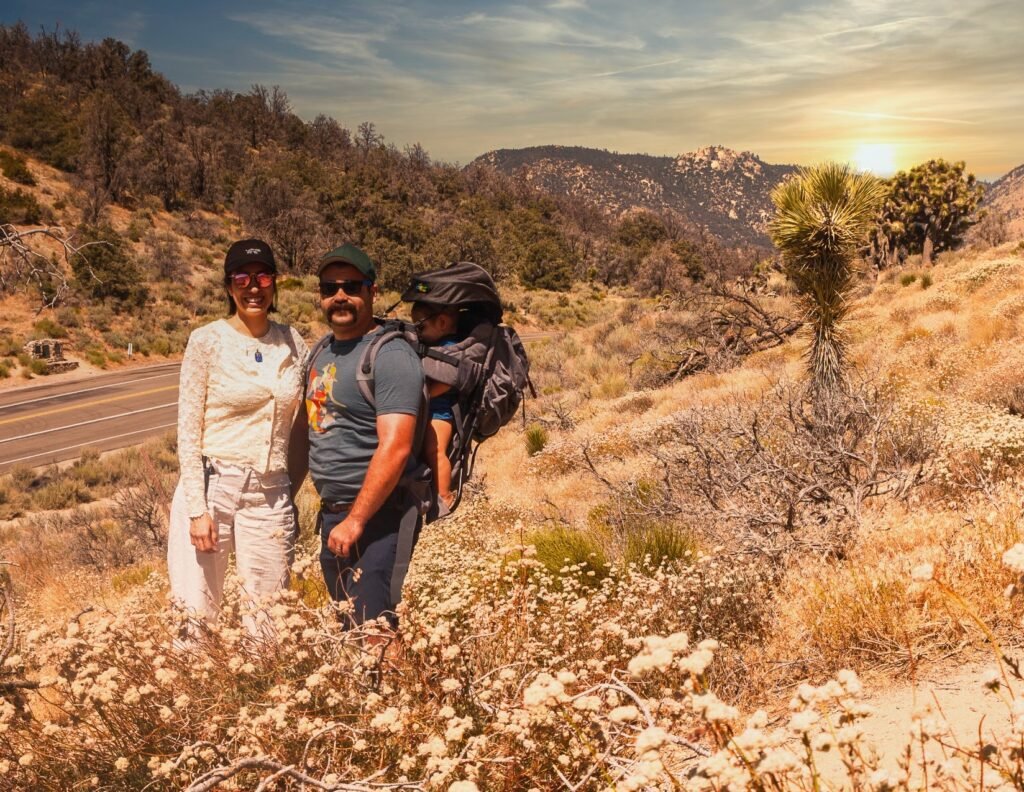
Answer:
[
  {"left": 189, "top": 513, "right": 218, "bottom": 553},
  {"left": 327, "top": 515, "right": 366, "bottom": 558}
]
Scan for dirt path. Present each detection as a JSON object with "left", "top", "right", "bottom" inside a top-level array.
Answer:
[{"left": 816, "top": 656, "right": 1013, "bottom": 782}]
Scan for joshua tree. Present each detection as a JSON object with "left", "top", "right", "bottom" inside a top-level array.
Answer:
[{"left": 769, "top": 163, "right": 884, "bottom": 396}]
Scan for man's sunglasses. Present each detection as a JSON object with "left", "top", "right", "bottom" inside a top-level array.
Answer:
[
  {"left": 229, "top": 271, "right": 275, "bottom": 289},
  {"left": 319, "top": 279, "right": 373, "bottom": 298}
]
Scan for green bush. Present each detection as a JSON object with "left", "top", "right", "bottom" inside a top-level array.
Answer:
[
  {"left": 55, "top": 307, "right": 81, "bottom": 328},
  {"left": 85, "top": 347, "right": 107, "bottom": 367},
  {"left": 28, "top": 358, "right": 49, "bottom": 375},
  {"left": 900, "top": 272, "right": 918, "bottom": 287},
  {"left": 529, "top": 525, "right": 609, "bottom": 587},
  {"left": 622, "top": 522, "right": 698, "bottom": 572},
  {"left": 0, "top": 185, "right": 43, "bottom": 224},
  {"left": 70, "top": 225, "right": 149, "bottom": 306},
  {"left": 31, "top": 478, "right": 93, "bottom": 511},
  {"left": 525, "top": 423, "right": 549, "bottom": 456},
  {"left": 32, "top": 317, "right": 68, "bottom": 339},
  {"left": 0, "top": 361, "right": 9, "bottom": 378},
  {"left": 7, "top": 91, "right": 81, "bottom": 170},
  {"left": 0, "top": 150, "right": 36, "bottom": 185},
  {"left": 920, "top": 273, "right": 933, "bottom": 290},
  {"left": 0, "top": 334, "right": 23, "bottom": 357}
]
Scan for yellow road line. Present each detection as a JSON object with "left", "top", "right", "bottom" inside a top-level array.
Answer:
[{"left": 0, "top": 384, "right": 178, "bottom": 427}]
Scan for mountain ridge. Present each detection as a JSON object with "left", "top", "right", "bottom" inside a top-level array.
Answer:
[
  {"left": 470, "top": 144, "right": 798, "bottom": 248},
  {"left": 982, "top": 162, "right": 1024, "bottom": 240}
]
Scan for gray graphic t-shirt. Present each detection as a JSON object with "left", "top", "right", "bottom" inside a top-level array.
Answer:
[{"left": 305, "top": 330, "right": 423, "bottom": 504}]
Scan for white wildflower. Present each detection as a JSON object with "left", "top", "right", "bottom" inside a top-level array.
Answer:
[
  {"left": 609, "top": 705, "right": 640, "bottom": 723},
  {"left": 1003, "top": 543, "right": 1024, "bottom": 574},
  {"left": 911, "top": 563, "right": 935, "bottom": 582}
]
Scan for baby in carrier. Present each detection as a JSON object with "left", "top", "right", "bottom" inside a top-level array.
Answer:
[{"left": 411, "top": 301, "right": 461, "bottom": 511}]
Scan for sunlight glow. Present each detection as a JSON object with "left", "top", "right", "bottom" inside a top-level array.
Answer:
[{"left": 852, "top": 143, "right": 897, "bottom": 176}]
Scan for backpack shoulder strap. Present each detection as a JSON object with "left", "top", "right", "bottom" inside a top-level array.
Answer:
[
  {"left": 356, "top": 319, "right": 421, "bottom": 407},
  {"left": 304, "top": 332, "right": 334, "bottom": 384}
]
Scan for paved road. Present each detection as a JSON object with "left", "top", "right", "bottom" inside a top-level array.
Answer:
[
  {"left": 0, "top": 330, "right": 556, "bottom": 475},
  {"left": 0, "top": 363, "right": 181, "bottom": 474}
]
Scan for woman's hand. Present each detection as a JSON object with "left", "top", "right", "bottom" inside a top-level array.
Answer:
[{"left": 189, "top": 513, "right": 218, "bottom": 553}]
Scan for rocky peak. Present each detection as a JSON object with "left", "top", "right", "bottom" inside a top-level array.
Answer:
[
  {"left": 675, "top": 146, "right": 763, "bottom": 176},
  {"left": 469, "top": 144, "right": 797, "bottom": 248}
]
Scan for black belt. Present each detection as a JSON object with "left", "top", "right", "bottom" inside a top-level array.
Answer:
[{"left": 320, "top": 500, "right": 354, "bottom": 514}]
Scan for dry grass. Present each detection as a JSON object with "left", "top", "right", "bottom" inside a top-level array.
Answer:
[{"left": 9, "top": 244, "right": 1024, "bottom": 787}]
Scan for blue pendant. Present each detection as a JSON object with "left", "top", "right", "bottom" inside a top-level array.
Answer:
[{"left": 255, "top": 350, "right": 263, "bottom": 363}]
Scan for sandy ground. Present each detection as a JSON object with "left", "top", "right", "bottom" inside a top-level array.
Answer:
[{"left": 816, "top": 655, "right": 1016, "bottom": 783}]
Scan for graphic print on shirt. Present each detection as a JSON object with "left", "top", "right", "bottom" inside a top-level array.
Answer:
[{"left": 306, "top": 362, "right": 344, "bottom": 432}]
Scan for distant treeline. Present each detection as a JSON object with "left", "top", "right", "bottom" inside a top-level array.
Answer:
[{"left": 0, "top": 23, "right": 750, "bottom": 294}]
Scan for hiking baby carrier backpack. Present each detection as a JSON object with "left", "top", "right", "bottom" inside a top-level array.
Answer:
[{"left": 399, "top": 261, "right": 535, "bottom": 518}]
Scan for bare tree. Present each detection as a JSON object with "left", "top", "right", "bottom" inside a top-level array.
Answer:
[
  {"left": 633, "top": 276, "right": 801, "bottom": 384},
  {"left": 0, "top": 224, "right": 103, "bottom": 309},
  {"left": 662, "top": 378, "right": 935, "bottom": 560}
]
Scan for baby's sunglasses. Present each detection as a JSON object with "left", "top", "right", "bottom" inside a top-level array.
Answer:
[
  {"left": 229, "top": 271, "right": 275, "bottom": 289},
  {"left": 319, "top": 279, "right": 373, "bottom": 298}
]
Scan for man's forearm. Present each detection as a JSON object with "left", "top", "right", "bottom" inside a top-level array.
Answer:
[{"left": 348, "top": 442, "right": 410, "bottom": 524}]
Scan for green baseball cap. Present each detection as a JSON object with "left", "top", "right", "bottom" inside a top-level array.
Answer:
[{"left": 318, "top": 243, "right": 376, "bottom": 282}]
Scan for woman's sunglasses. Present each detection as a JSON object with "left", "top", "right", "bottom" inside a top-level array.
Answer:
[
  {"left": 229, "top": 272, "right": 275, "bottom": 289},
  {"left": 319, "top": 279, "right": 373, "bottom": 298}
]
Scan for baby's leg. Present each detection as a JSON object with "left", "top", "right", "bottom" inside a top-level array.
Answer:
[{"left": 431, "top": 418, "right": 455, "bottom": 506}]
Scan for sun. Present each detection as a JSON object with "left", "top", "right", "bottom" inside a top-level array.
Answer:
[{"left": 852, "top": 143, "right": 897, "bottom": 176}]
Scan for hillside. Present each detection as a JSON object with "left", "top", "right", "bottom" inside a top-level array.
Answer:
[
  {"left": 7, "top": 240, "right": 1024, "bottom": 787},
  {"left": 471, "top": 144, "right": 798, "bottom": 248},
  {"left": 982, "top": 161, "right": 1024, "bottom": 239}
]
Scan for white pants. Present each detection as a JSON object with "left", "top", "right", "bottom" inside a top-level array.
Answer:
[{"left": 167, "top": 461, "right": 296, "bottom": 631}]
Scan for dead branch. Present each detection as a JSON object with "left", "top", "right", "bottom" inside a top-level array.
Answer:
[{"left": 0, "top": 224, "right": 107, "bottom": 310}]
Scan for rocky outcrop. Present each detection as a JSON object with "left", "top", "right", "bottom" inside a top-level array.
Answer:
[{"left": 471, "top": 145, "right": 797, "bottom": 248}]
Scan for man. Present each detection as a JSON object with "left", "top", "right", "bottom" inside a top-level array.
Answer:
[{"left": 302, "top": 243, "right": 424, "bottom": 627}]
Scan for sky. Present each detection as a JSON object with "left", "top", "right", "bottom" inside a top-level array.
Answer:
[{"left": 2, "top": 0, "right": 1023, "bottom": 179}]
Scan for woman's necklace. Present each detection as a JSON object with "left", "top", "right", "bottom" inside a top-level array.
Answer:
[{"left": 228, "top": 315, "right": 268, "bottom": 363}]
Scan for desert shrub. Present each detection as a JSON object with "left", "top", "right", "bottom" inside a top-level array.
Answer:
[
  {"left": 30, "top": 478, "right": 92, "bottom": 511},
  {"left": 31, "top": 317, "right": 68, "bottom": 339},
  {"left": 594, "top": 371, "right": 629, "bottom": 399},
  {"left": 102, "top": 330, "right": 129, "bottom": 349},
  {"left": 142, "top": 229, "right": 186, "bottom": 280},
  {"left": 900, "top": 272, "right": 918, "bottom": 286},
  {"left": 623, "top": 522, "right": 699, "bottom": 571},
  {"left": 524, "top": 423, "right": 549, "bottom": 456},
  {"left": 55, "top": 306, "right": 81, "bottom": 328},
  {"left": 920, "top": 272, "right": 933, "bottom": 289},
  {"left": 529, "top": 524, "right": 609, "bottom": 585},
  {"left": 0, "top": 361, "right": 9, "bottom": 378},
  {"left": 28, "top": 358, "right": 48, "bottom": 375},
  {"left": 174, "top": 212, "right": 222, "bottom": 243},
  {"left": 0, "top": 149, "right": 36, "bottom": 185},
  {"left": 0, "top": 184, "right": 43, "bottom": 224},
  {"left": 87, "top": 304, "right": 115, "bottom": 331},
  {"left": 0, "top": 333, "right": 22, "bottom": 357},
  {"left": 8, "top": 464, "right": 37, "bottom": 490},
  {"left": 84, "top": 346, "right": 107, "bottom": 367},
  {"left": 616, "top": 378, "right": 939, "bottom": 561}
]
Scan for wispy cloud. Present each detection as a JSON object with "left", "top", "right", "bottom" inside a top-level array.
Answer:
[
  {"left": 827, "top": 110, "right": 981, "bottom": 126},
  {"left": 202, "top": 0, "right": 1024, "bottom": 174}
]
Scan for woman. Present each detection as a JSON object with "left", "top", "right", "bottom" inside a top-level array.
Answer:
[{"left": 167, "top": 238, "right": 308, "bottom": 631}]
